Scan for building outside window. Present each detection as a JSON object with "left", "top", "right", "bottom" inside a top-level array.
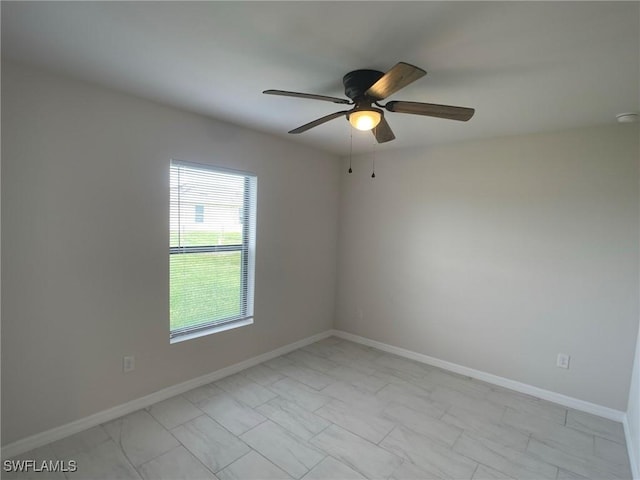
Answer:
[{"left": 194, "top": 204, "right": 204, "bottom": 223}]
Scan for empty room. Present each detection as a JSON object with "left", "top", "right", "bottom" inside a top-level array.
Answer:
[{"left": 1, "top": 2, "right": 639, "bottom": 479}]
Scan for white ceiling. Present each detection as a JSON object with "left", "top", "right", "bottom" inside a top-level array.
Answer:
[{"left": 2, "top": 1, "right": 638, "bottom": 155}]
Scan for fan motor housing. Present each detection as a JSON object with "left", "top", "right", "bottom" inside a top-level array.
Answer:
[{"left": 343, "top": 69, "right": 384, "bottom": 100}]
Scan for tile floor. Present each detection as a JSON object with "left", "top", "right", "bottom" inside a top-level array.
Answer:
[{"left": 5, "top": 337, "right": 632, "bottom": 479}]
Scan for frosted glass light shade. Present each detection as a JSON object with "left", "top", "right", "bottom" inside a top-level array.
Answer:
[{"left": 349, "top": 109, "right": 382, "bottom": 131}]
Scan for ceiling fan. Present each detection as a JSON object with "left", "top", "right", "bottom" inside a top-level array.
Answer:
[{"left": 264, "top": 62, "right": 475, "bottom": 143}]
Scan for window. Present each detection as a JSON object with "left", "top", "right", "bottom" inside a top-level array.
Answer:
[
  {"left": 194, "top": 204, "right": 204, "bottom": 223},
  {"left": 170, "top": 160, "right": 256, "bottom": 342}
]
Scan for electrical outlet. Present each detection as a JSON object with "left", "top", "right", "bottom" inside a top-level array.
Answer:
[
  {"left": 556, "top": 353, "right": 570, "bottom": 369},
  {"left": 123, "top": 355, "right": 135, "bottom": 373}
]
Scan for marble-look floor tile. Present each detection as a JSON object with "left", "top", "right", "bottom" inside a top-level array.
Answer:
[
  {"left": 274, "top": 363, "right": 335, "bottom": 391},
  {"left": 8, "top": 338, "right": 632, "bottom": 480},
  {"left": 147, "top": 395, "right": 203, "bottom": 430},
  {"left": 66, "top": 439, "right": 141, "bottom": 479},
  {"left": 374, "top": 364, "right": 429, "bottom": 386},
  {"left": 527, "top": 438, "right": 629, "bottom": 480},
  {"left": 3, "top": 445, "right": 67, "bottom": 480},
  {"left": 557, "top": 468, "right": 590, "bottom": 479},
  {"left": 373, "top": 369, "right": 437, "bottom": 394},
  {"left": 376, "top": 383, "right": 445, "bottom": 419},
  {"left": 430, "top": 386, "right": 505, "bottom": 421},
  {"left": 321, "top": 381, "right": 386, "bottom": 414},
  {"left": 198, "top": 392, "right": 266, "bottom": 435},
  {"left": 485, "top": 387, "right": 566, "bottom": 425},
  {"left": 242, "top": 364, "right": 285, "bottom": 386},
  {"left": 49, "top": 425, "right": 110, "bottom": 459},
  {"left": 380, "top": 426, "right": 477, "bottom": 479},
  {"left": 267, "top": 378, "right": 331, "bottom": 412},
  {"left": 217, "top": 451, "right": 291, "bottom": 480},
  {"left": 215, "top": 373, "right": 278, "bottom": 407},
  {"left": 137, "top": 446, "right": 217, "bottom": 480},
  {"left": 301, "top": 341, "right": 344, "bottom": 360},
  {"left": 471, "top": 378, "right": 499, "bottom": 392},
  {"left": 315, "top": 399, "right": 395, "bottom": 444},
  {"left": 472, "top": 464, "right": 515, "bottom": 479},
  {"left": 334, "top": 340, "right": 381, "bottom": 357},
  {"left": 256, "top": 396, "right": 331, "bottom": 441},
  {"left": 183, "top": 383, "right": 225, "bottom": 406},
  {"left": 382, "top": 403, "right": 462, "bottom": 447},
  {"left": 372, "top": 365, "right": 434, "bottom": 388},
  {"left": 265, "top": 356, "right": 295, "bottom": 371},
  {"left": 441, "top": 405, "right": 529, "bottom": 451},
  {"left": 103, "top": 410, "right": 179, "bottom": 467},
  {"left": 330, "top": 355, "right": 379, "bottom": 375},
  {"left": 324, "top": 365, "right": 388, "bottom": 393},
  {"left": 424, "top": 369, "right": 492, "bottom": 398},
  {"left": 286, "top": 349, "right": 339, "bottom": 373},
  {"left": 300, "top": 456, "right": 366, "bottom": 480},
  {"left": 594, "top": 436, "right": 631, "bottom": 466},
  {"left": 373, "top": 353, "right": 431, "bottom": 379},
  {"left": 452, "top": 433, "right": 557, "bottom": 479},
  {"left": 502, "top": 409, "right": 594, "bottom": 457},
  {"left": 328, "top": 343, "right": 383, "bottom": 366},
  {"left": 240, "top": 420, "right": 325, "bottom": 479},
  {"left": 170, "top": 415, "right": 250, "bottom": 473},
  {"left": 566, "top": 410, "right": 626, "bottom": 444},
  {"left": 310, "top": 425, "right": 403, "bottom": 479},
  {"left": 304, "top": 336, "right": 342, "bottom": 350},
  {"left": 390, "top": 460, "right": 443, "bottom": 480}
]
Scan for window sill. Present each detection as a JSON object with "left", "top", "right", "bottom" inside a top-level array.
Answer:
[{"left": 170, "top": 317, "right": 253, "bottom": 344}]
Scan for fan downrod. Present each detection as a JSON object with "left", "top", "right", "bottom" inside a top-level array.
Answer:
[{"left": 343, "top": 70, "right": 384, "bottom": 100}]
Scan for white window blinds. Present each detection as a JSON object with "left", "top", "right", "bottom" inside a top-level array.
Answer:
[{"left": 170, "top": 160, "right": 256, "bottom": 340}]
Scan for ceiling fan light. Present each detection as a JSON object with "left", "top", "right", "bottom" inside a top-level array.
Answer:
[{"left": 349, "top": 109, "right": 382, "bottom": 131}]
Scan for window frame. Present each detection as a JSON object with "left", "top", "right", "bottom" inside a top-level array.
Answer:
[{"left": 169, "top": 159, "right": 257, "bottom": 343}]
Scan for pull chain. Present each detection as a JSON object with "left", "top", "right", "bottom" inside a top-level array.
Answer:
[
  {"left": 348, "top": 128, "right": 353, "bottom": 174},
  {"left": 371, "top": 127, "right": 376, "bottom": 178}
]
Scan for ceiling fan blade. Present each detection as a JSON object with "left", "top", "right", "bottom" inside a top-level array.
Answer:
[
  {"left": 289, "top": 110, "right": 349, "bottom": 134},
  {"left": 385, "top": 101, "right": 475, "bottom": 121},
  {"left": 365, "top": 62, "right": 426, "bottom": 100},
  {"left": 372, "top": 116, "right": 395, "bottom": 143},
  {"left": 263, "top": 89, "right": 351, "bottom": 105}
]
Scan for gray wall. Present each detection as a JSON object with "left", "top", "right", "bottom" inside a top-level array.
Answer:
[
  {"left": 336, "top": 125, "right": 639, "bottom": 411},
  {"left": 1, "top": 62, "right": 340, "bottom": 445},
  {"left": 627, "top": 327, "right": 639, "bottom": 476}
]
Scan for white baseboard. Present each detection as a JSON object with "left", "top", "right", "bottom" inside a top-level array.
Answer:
[
  {"left": 330, "top": 329, "right": 626, "bottom": 422},
  {"left": 1, "top": 330, "right": 333, "bottom": 460}
]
